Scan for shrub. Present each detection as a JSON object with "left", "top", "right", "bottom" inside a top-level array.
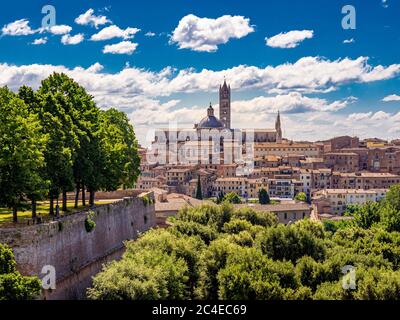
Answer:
[{"left": 85, "top": 210, "right": 96, "bottom": 233}]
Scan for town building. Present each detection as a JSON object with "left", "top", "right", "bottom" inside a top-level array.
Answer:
[{"left": 313, "top": 188, "right": 388, "bottom": 215}]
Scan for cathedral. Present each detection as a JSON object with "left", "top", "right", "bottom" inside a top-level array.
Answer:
[{"left": 151, "top": 80, "right": 283, "bottom": 164}]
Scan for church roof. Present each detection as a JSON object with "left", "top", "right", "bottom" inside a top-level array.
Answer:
[
  {"left": 198, "top": 116, "right": 224, "bottom": 129},
  {"left": 197, "top": 103, "right": 224, "bottom": 129}
]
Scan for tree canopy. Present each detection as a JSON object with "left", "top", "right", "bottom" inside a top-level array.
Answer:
[
  {"left": 88, "top": 193, "right": 400, "bottom": 300},
  {"left": 1, "top": 72, "right": 140, "bottom": 222}
]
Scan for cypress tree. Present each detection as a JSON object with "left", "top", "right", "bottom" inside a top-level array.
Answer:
[{"left": 195, "top": 175, "right": 203, "bottom": 200}]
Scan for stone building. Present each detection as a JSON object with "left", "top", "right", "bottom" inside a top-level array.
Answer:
[
  {"left": 150, "top": 80, "right": 283, "bottom": 166},
  {"left": 313, "top": 189, "right": 388, "bottom": 215},
  {"left": 323, "top": 152, "right": 359, "bottom": 173}
]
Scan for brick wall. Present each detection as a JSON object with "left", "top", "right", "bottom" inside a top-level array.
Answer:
[{"left": 0, "top": 192, "right": 156, "bottom": 300}]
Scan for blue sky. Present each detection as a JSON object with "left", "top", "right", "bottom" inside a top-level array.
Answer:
[{"left": 1, "top": 0, "right": 400, "bottom": 145}]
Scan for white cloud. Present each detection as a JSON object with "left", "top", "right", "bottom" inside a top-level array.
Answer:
[
  {"left": 49, "top": 25, "right": 72, "bottom": 35},
  {"left": 171, "top": 14, "right": 254, "bottom": 52},
  {"left": 231, "top": 93, "right": 355, "bottom": 114},
  {"left": 343, "top": 38, "right": 355, "bottom": 44},
  {"left": 347, "top": 112, "right": 373, "bottom": 121},
  {"left": 0, "top": 60, "right": 399, "bottom": 146},
  {"left": 61, "top": 33, "right": 84, "bottom": 45},
  {"left": 145, "top": 31, "right": 156, "bottom": 37},
  {"left": 2, "top": 19, "right": 36, "bottom": 36},
  {"left": 103, "top": 41, "right": 138, "bottom": 55},
  {"left": 32, "top": 37, "right": 48, "bottom": 45},
  {"left": 266, "top": 30, "right": 313, "bottom": 48},
  {"left": 0, "top": 56, "right": 398, "bottom": 98},
  {"left": 75, "top": 8, "right": 111, "bottom": 28},
  {"left": 371, "top": 111, "right": 390, "bottom": 121},
  {"left": 91, "top": 25, "right": 140, "bottom": 41},
  {"left": 382, "top": 94, "right": 400, "bottom": 102}
]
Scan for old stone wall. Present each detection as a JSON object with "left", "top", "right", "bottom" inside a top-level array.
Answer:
[{"left": 0, "top": 192, "right": 156, "bottom": 300}]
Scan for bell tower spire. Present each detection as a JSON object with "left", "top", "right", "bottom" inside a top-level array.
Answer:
[
  {"left": 219, "top": 78, "right": 231, "bottom": 129},
  {"left": 275, "top": 111, "right": 282, "bottom": 143}
]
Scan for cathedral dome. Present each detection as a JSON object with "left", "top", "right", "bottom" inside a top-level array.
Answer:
[{"left": 197, "top": 104, "right": 224, "bottom": 129}]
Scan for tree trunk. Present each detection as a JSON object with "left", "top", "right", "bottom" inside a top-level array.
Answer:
[
  {"left": 49, "top": 196, "right": 54, "bottom": 216},
  {"left": 12, "top": 206, "right": 18, "bottom": 223},
  {"left": 74, "top": 182, "right": 80, "bottom": 208},
  {"left": 62, "top": 190, "right": 67, "bottom": 212},
  {"left": 32, "top": 199, "right": 37, "bottom": 220},
  {"left": 82, "top": 185, "right": 86, "bottom": 206},
  {"left": 89, "top": 190, "right": 95, "bottom": 207}
]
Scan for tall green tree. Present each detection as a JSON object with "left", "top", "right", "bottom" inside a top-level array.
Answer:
[
  {"left": 258, "top": 188, "right": 270, "bottom": 205},
  {"left": 99, "top": 108, "right": 140, "bottom": 193},
  {"left": 223, "top": 192, "right": 242, "bottom": 204},
  {"left": 18, "top": 86, "right": 49, "bottom": 218},
  {"left": 295, "top": 192, "right": 307, "bottom": 203},
  {"left": 0, "top": 87, "right": 46, "bottom": 222},
  {"left": 195, "top": 175, "right": 203, "bottom": 200}
]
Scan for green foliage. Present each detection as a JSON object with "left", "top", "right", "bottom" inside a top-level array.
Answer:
[
  {"left": 223, "top": 192, "right": 242, "bottom": 204},
  {"left": 258, "top": 188, "right": 270, "bottom": 205},
  {"left": 257, "top": 222, "right": 326, "bottom": 263},
  {"left": 3, "top": 73, "right": 141, "bottom": 219},
  {"left": 294, "top": 192, "right": 307, "bottom": 203},
  {"left": 0, "top": 87, "right": 48, "bottom": 222},
  {"left": 0, "top": 244, "right": 41, "bottom": 300},
  {"left": 142, "top": 195, "right": 154, "bottom": 207},
  {"left": 84, "top": 210, "right": 96, "bottom": 233},
  {"left": 99, "top": 108, "right": 140, "bottom": 191},
  {"left": 88, "top": 201, "right": 400, "bottom": 300}
]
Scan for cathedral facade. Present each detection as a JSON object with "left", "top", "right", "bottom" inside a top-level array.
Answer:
[{"left": 151, "top": 81, "right": 282, "bottom": 165}]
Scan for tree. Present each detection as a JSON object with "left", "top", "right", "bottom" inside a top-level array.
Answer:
[
  {"left": 223, "top": 192, "right": 242, "bottom": 204},
  {"left": 0, "top": 244, "right": 41, "bottom": 300},
  {"left": 258, "top": 188, "right": 270, "bottom": 205},
  {"left": 216, "top": 192, "right": 225, "bottom": 204},
  {"left": 352, "top": 202, "right": 381, "bottom": 229},
  {"left": 37, "top": 73, "right": 104, "bottom": 211},
  {"left": 379, "top": 185, "right": 400, "bottom": 232},
  {"left": 18, "top": 86, "right": 49, "bottom": 218},
  {"left": 195, "top": 175, "right": 203, "bottom": 200},
  {"left": 87, "top": 202, "right": 400, "bottom": 301},
  {"left": 295, "top": 192, "right": 307, "bottom": 203},
  {"left": 0, "top": 87, "right": 47, "bottom": 223},
  {"left": 99, "top": 109, "right": 140, "bottom": 193}
]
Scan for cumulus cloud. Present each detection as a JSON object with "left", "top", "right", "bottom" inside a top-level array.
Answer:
[
  {"left": 103, "top": 41, "right": 138, "bottom": 54},
  {"left": 61, "top": 33, "right": 84, "bottom": 45},
  {"left": 49, "top": 25, "right": 72, "bottom": 35},
  {"left": 0, "top": 59, "right": 399, "bottom": 146},
  {"left": 231, "top": 93, "right": 356, "bottom": 114},
  {"left": 75, "top": 8, "right": 111, "bottom": 28},
  {"left": 2, "top": 19, "right": 37, "bottom": 36},
  {"left": 170, "top": 14, "right": 254, "bottom": 52},
  {"left": 382, "top": 94, "right": 400, "bottom": 102},
  {"left": 91, "top": 25, "right": 140, "bottom": 41},
  {"left": 0, "top": 56, "right": 398, "bottom": 97},
  {"left": 32, "top": 37, "right": 48, "bottom": 45},
  {"left": 145, "top": 31, "right": 156, "bottom": 37},
  {"left": 266, "top": 30, "right": 313, "bottom": 48}
]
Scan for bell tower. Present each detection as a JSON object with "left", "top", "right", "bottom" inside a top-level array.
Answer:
[
  {"left": 275, "top": 111, "right": 282, "bottom": 143},
  {"left": 219, "top": 79, "right": 231, "bottom": 129}
]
